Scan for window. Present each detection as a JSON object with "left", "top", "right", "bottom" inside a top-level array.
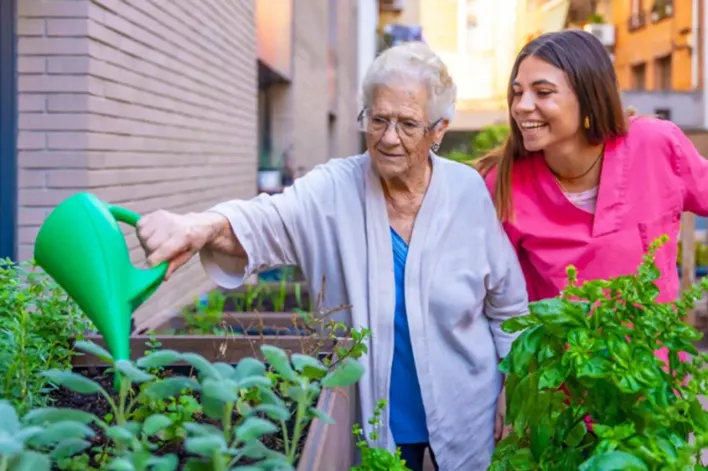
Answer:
[
  {"left": 631, "top": 63, "right": 646, "bottom": 90},
  {"left": 655, "top": 55, "right": 672, "bottom": 90}
]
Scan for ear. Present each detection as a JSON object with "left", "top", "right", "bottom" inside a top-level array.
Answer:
[{"left": 433, "top": 119, "right": 450, "bottom": 144}]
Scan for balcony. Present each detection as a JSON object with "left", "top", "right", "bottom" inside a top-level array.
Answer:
[
  {"left": 621, "top": 90, "right": 704, "bottom": 129},
  {"left": 627, "top": 11, "right": 648, "bottom": 31}
]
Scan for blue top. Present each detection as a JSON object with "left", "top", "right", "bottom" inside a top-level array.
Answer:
[{"left": 388, "top": 228, "right": 429, "bottom": 444}]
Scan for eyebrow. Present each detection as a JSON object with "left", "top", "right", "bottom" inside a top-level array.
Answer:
[{"left": 511, "top": 79, "right": 557, "bottom": 87}]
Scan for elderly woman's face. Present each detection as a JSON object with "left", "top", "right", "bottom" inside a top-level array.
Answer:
[{"left": 365, "top": 84, "right": 441, "bottom": 180}]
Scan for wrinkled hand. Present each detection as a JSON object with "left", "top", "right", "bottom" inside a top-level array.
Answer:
[
  {"left": 136, "top": 210, "right": 215, "bottom": 280},
  {"left": 494, "top": 385, "right": 512, "bottom": 443}
]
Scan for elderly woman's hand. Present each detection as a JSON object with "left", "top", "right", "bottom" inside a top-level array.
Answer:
[{"left": 136, "top": 210, "right": 232, "bottom": 280}]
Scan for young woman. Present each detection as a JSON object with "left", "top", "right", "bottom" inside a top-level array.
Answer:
[{"left": 477, "top": 30, "right": 708, "bottom": 365}]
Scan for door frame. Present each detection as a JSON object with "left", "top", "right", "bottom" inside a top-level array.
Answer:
[{"left": 0, "top": 0, "right": 17, "bottom": 260}]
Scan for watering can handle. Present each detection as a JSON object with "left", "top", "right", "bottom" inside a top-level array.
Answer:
[{"left": 106, "top": 204, "right": 169, "bottom": 280}]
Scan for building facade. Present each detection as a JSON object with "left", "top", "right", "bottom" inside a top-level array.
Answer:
[
  {"left": 0, "top": 0, "right": 371, "bottom": 328},
  {"left": 378, "top": 0, "right": 516, "bottom": 131}
]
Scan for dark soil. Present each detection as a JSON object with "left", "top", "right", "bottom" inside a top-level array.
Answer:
[{"left": 48, "top": 365, "right": 311, "bottom": 470}]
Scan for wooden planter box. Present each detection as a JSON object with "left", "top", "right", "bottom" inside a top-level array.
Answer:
[{"left": 71, "top": 332, "right": 356, "bottom": 471}]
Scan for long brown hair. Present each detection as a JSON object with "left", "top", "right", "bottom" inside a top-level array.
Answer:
[{"left": 476, "top": 30, "right": 628, "bottom": 221}]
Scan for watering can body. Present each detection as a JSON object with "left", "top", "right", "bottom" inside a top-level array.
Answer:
[{"left": 34, "top": 192, "right": 168, "bottom": 363}]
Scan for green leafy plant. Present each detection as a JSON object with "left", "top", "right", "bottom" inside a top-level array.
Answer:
[
  {"left": 0, "top": 258, "right": 92, "bottom": 415},
  {"left": 490, "top": 235, "right": 708, "bottom": 470},
  {"left": 351, "top": 399, "right": 410, "bottom": 471}
]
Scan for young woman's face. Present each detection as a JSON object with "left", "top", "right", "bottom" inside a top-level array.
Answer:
[{"left": 510, "top": 55, "right": 582, "bottom": 152}]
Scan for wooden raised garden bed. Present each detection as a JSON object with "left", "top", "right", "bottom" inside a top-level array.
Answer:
[{"left": 68, "top": 325, "right": 357, "bottom": 471}]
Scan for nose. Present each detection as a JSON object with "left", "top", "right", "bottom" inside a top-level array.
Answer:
[
  {"left": 514, "top": 91, "right": 535, "bottom": 114},
  {"left": 380, "top": 123, "right": 401, "bottom": 146}
]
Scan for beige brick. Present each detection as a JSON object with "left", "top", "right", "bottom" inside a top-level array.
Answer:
[
  {"left": 46, "top": 169, "right": 90, "bottom": 188},
  {"left": 19, "top": 151, "right": 90, "bottom": 169},
  {"left": 19, "top": 113, "right": 88, "bottom": 131},
  {"left": 17, "top": 57, "right": 46, "bottom": 73},
  {"left": 18, "top": 75, "right": 88, "bottom": 93},
  {"left": 17, "top": 132, "right": 46, "bottom": 150},
  {"left": 17, "top": 19, "right": 45, "bottom": 36},
  {"left": 46, "top": 94, "right": 89, "bottom": 112},
  {"left": 18, "top": 1, "right": 89, "bottom": 19},
  {"left": 18, "top": 170, "right": 47, "bottom": 188},
  {"left": 18, "top": 95, "right": 46, "bottom": 112},
  {"left": 46, "top": 18, "right": 89, "bottom": 36},
  {"left": 47, "top": 56, "right": 90, "bottom": 74},
  {"left": 46, "top": 132, "right": 89, "bottom": 150},
  {"left": 18, "top": 37, "right": 88, "bottom": 56},
  {"left": 18, "top": 188, "right": 81, "bottom": 207}
]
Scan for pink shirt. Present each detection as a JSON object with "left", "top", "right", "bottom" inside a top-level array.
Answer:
[{"left": 485, "top": 117, "right": 708, "bottom": 366}]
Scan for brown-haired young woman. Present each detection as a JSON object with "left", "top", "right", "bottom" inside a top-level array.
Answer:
[{"left": 477, "top": 30, "right": 708, "bottom": 368}]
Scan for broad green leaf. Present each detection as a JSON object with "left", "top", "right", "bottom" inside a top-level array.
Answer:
[
  {"left": 106, "top": 425, "right": 135, "bottom": 444},
  {"left": 321, "top": 358, "right": 364, "bottom": 388},
  {"left": 185, "top": 435, "right": 226, "bottom": 457},
  {"left": 291, "top": 354, "right": 327, "bottom": 375},
  {"left": 142, "top": 377, "right": 200, "bottom": 400},
  {"left": 538, "top": 361, "right": 568, "bottom": 390},
  {"left": 233, "top": 357, "right": 267, "bottom": 381},
  {"left": 308, "top": 406, "right": 334, "bottom": 424},
  {"left": 202, "top": 378, "right": 239, "bottom": 403},
  {"left": 236, "top": 376, "right": 273, "bottom": 390},
  {"left": 579, "top": 451, "right": 649, "bottom": 471},
  {"left": 252, "top": 403, "right": 290, "bottom": 421},
  {"left": 143, "top": 414, "right": 173, "bottom": 436},
  {"left": 564, "top": 421, "right": 586, "bottom": 448},
  {"left": 184, "top": 422, "right": 223, "bottom": 437},
  {"left": 41, "top": 370, "right": 104, "bottom": 395},
  {"left": 136, "top": 350, "right": 182, "bottom": 369},
  {"left": 30, "top": 421, "right": 95, "bottom": 446},
  {"left": 11, "top": 451, "right": 51, "bottom": 471},
  {"left": 115, "top": 360, "right": 155, "bottom": 383},
  {"left": 147, "top": 454, "right": 179, "bottom": 471},
  {"left": 212, "top": 362, "right": 235, "bottom": 378},
  {"left": 0, "top": 400, "right": 19, "bottom": 434},
  {"left": 74, "top": 340, "right": 114, "bottom": 364},
  {"left": 51, "top": 438, "right": 91, "bottom": 460},
  {"left": 0, "top": 435, "right": 23, "bottom": 455},
  {"left": 260, "top": 345, "right": 297, "bottom": 381},
  {"left": 235, "top": 417, "right": 278, "bottom": 442},
  {"left": 107, "top": 457, "right": 135, "bottom": 471},
  {"left": 23, "top": 407, "right": 98, "bottom": 426},
  {"left": 182, "top": 353, "right": 221, "bottom": 379}
]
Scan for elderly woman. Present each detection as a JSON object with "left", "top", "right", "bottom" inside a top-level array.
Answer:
[{"left": 136, "top": 42, "right": 529, "bottom": 471}]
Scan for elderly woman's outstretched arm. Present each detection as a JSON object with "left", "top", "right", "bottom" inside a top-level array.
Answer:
[{"left": 136, "top": 160, "right": 339, "bottom": 285}]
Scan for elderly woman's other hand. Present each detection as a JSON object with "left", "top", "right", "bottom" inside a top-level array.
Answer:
[
  {"left": 494, "top": 385, "right": 511, "bottom": 443},
  {"left": 136, "top": 210, "right": 236, "bottom": 280}
]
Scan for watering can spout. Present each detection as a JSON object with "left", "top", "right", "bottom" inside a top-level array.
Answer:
[{"left": 33, "top": 192, "right": 168, "bottom": 365}]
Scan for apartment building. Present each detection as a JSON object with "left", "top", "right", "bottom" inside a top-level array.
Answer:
[
  {"left": 378, "top": 0, "right": 516, "bottom": 131},
  {"left": 0, "top": 0, "right": 374, "bottom": 327}
]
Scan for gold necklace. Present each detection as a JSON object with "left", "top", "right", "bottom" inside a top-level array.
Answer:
[{"left": 547, "top": 148, "right": 604, "bottom": 183}]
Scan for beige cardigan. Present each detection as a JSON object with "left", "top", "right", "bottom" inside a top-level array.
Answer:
[{"left": 199, "top": 153, "right": 529, "bottom": 470}]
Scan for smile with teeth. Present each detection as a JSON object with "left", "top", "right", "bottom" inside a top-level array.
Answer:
[{"left": 520, "top": 121, "right": 547, "bottom": 129}]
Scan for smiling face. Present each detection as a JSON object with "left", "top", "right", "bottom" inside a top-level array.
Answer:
[
  {"left": 510, "top": 55, "right": 583, "bottom": 153},
  {"left": 364, "top": 84, "right": 446, "bottom": 180}
]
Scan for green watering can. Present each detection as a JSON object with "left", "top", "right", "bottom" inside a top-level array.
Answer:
[{"left": 34, "top": 192, "right": 168, "bottom": 368}]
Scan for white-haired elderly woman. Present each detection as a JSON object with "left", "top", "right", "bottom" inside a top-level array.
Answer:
[{"left": 136, "top": 42, "right": 528, "bottom": 471}]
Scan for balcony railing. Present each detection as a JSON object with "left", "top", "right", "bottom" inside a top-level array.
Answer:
[{"left": 621, "top": 90, "right": 704, "bottom": 129}]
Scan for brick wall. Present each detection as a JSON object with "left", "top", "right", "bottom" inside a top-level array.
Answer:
[
  {"left": 16, "top": 0, "right": 258, "bottom": 329},
  {"left": 334, "top": 0, "right": 363, "bottom": 157}
]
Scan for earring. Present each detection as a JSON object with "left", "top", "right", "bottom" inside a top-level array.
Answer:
[
  {"left": 432, "top": 142, "right": 440, "bottom": 152},
  {"left": 584, "top": 116, "right": 590, "bottom": 129}
]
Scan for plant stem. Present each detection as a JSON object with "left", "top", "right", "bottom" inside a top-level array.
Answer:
[
  {"left": 223, "top": 401, "right": 234, "bottom": 444},
  {"left": 280, "top": 419, "right": 291, "bottom": 458},
  {"left": 0, "top": 455, "right": 8, "bottom": 471},
  {"left": 287, "top": 389, "right": 311, "bottom": 463}
]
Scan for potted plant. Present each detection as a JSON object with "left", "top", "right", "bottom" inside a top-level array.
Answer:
[{"left": 489, "top": 235, "right": 708, "bottom": 470}]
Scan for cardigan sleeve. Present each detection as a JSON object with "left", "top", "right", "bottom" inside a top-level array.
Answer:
[
  {"left": 483, "top": 214, "right": 530, "bottom": 358},
  {"left": 668, "top": 122, "right": 708, "bottom": 216},
  {"left": 199, "top": 162, "right": 338, "bottom": 289}
]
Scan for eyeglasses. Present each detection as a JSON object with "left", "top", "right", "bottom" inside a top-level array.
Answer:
[{"left": 357, "top": 110, "right": 441, "bottom": 140}]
